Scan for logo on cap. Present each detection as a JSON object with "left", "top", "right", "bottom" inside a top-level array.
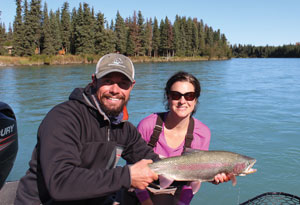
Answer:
[{"left": 108, "top": 58, "right": 125, "bottom": 68}]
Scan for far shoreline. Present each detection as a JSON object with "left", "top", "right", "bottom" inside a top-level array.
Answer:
[{"left": 0, "top": 55, "right": 230, "bottom": 68}]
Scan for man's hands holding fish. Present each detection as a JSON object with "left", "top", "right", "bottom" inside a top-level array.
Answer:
[{"left": 129, "top": 159, "right": 158, "bottom": 189}]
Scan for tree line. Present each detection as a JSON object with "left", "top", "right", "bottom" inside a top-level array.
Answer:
[
  {"left": 0, "top": 0, "right": 231, "bottom": 58},
  {"left": 231, "top": 44, "right": 300, "bottom": 58}
]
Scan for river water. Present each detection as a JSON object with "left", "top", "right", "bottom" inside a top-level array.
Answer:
[{"left": 1, "top": 58, "right": 300, "bottom": 204}]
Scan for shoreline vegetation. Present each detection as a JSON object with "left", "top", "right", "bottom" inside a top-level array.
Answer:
[{"left": 0, "top": 55, "right": 229, "bottom": 67}]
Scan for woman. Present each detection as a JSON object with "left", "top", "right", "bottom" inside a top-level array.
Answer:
[{"left": 122, "top": 71, "right": 230, "bottom": 205}]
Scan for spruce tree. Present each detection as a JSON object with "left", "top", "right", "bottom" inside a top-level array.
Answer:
[
  {"left": 125, "top": 17, "right": 135, "bottom": 56},
  {"left": 12, "top": 0, "right": 24, "bottom": 56},
  {"left": 49, "top": 9, "right": 62, "bottom": 53},
  {"left": 172, "top": 15, "right": 181, "bottom": 56},
  {"left": 94, "top": 12, "right": 105, "bottom": 55},
  {"left": 191, "top": 18, "right": 199, "bottom": 56},
  {"left": 144, "top": 18, "right": 152, "bottom": 57},
  {"left": 30, "top": 0, "right": 42, "bottom": 54},
  {"left": 73, "top": 3, "right": 84, "bottom": 54},
  {"left": 61, "top": 2, "right": 71, "bottom": 54},
  {"left": 82, "top": 3, "right": 95, "bottom": 54},
  {"left": 0, "top": 15, "right": 5, "bottom": 55},
  {"left": 41, "top": 2, "right": 55, "bottom": 55},
  {"left": 70, "top": 7, "right": 77, "bottom": 54},
  {"left": 152, "top": 17, "right": 160, "bottom": 57},
  {"left": 137, "top": 10, "right": 146, "bottom": 56},
  {"left": 197, "top": 19, "right": 205, "bottom": 56},
  {"left": 115, "top": 11, "right": 127, "bottom": 54},
  {"left": 185, "top": 17, "right": 193, "bottom": 56},
  {"left": 22, "top": 0, "right": 34, "bottom": 56}
]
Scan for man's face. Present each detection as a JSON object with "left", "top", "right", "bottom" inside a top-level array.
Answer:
[{"left": 96, "top": 72, "right": 135, "bottom": 116}]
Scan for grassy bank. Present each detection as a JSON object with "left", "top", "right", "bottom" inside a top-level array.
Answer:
[{"left": 0, "top": 55, "right": 229, "bottom": 67}]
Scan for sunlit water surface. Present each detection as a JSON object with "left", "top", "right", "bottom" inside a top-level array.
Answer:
[{"left": 1, "top": 58, "right": 299, "bottom": 204}]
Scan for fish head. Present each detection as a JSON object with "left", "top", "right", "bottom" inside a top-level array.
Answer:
[{"left": 237, "top": 157, "right": 257, "bottom": 176}]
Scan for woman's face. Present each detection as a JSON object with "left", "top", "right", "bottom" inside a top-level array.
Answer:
[{"left": 168, "top": 81, "right": 197, "bottom": 119}]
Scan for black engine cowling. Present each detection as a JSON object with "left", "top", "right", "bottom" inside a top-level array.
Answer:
[{"left": 0, "top": 102, "right": 18, "bottom": 189}]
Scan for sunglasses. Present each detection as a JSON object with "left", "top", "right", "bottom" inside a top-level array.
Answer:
[{"left": 169, "top": 91, "right": 196, "bottom": 101}]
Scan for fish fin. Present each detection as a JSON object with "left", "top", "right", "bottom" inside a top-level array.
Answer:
[
  {"left": 159, "top": 175, "right": 174, "bottom": 189},
  {"left": 190, "top": 181, "right": 202, "bottom": 194},
  {"left": 182, "top": 148, "right": 204, "bottom": 155},
  {"left": 231, "top": 175, "right": 237, "bottom": 186}
]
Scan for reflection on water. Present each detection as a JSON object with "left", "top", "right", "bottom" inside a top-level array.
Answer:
[{"left": 1, "top": 58, "right": 300, "bottom": 204}]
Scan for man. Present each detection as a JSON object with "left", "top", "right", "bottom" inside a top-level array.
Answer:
[{"left": 15, "top": 53, "right": 159, "bottom": 204}]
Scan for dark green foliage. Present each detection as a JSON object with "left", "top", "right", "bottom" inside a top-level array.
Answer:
[
  {"left": 115, "top": 11, "right": 127, "bottom": 54},
  {"left": 12, "top": 0, "right": 24, "bottom": 56},
  {"left": 61, "top": 2, "right": 71, "bottom": 53},
  {"left": 0, "top": 19, "right": 5, "bottom": 55},
  {"left": 152, "top": 17, "right": 160, "bottom": 57},
  {"left": 94, "top": 12, "right": 115, "bottom": 55},
  {"left": 8, "top": 1, "right": 235, "bottom": 58},
  {"left": 144, "top": 18, "right": 152, "bottom": 56},
  {"left": 232, "top": 44, "right": 300, "bottom": 58},
  {"left": 41, "top": 2, "right": 55, "bottom": 55}
]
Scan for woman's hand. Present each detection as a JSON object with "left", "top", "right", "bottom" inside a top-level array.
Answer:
[{"left": 212, "top": 173, "right": 231, "bottom": 185}]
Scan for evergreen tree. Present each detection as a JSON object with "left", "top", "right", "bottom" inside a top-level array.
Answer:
[
  {"left": 152, "top": 17, "right": 160, "bottom": 57},
  {"left": 126, "top": 12, "right": 139, "bottom": 56},
  {"left": 125, "top": 17, "right": 135, "bottom": 56},
  {"left": 159, "top": 19, "right": 167, "bottom": 56},
  {"left": 115, "top": 11, "right": 127, "bottom": 54},
  {"left": 70, "top": 7, "right": 77, "bottom": 54},
  {"left": 0, "top": 15, "right": 5, "bottom": 55},
  {"left": 7, "top": 23, "right": 13, "bottom": 44},
  {"left": 61, "top": 2, "right": 71, "bottom": 53},
  {"left": 30, "top": 0, "right": 42, "bottom": 54},
  {"left": 102, "top": 26, "right": 116, "bottom": 55},
  {"left": 22, "top": 0, "right": 35, "bottom": 56},
  {"left": 166, "top": 17, "right": 174, "bottom": 57},
  {"left": 49, "top": 9, "right": 62, "bottom": 52},
  {"left": 94, "top": 12, "right": 105, "bottom": 55},
  {"left": 144, "top": 18, "right": 152, "bottom": 57},
  {"left": 73, "top": 3, "right": 95, "bottom": 54},
  {"left": 73, "top": 3, "right": 85, "bottom": 54},
  {"left": 41, "top": 2, "right": 55, "bottom": 55},
  {"left": 197, "top": 19, "right": 205, "bottom": 56},
  {"left": 178, "top": 16, "right": 187, "bottom": 56},
  {"left": 185, "top": 17, "right": 193, "bottom": 56},
  {"left": 12, "top": 0, "right": 24, "bottom": 56},
  {"left": 137, "top": 10, "right": 146, "bottom": 56},
  {"left": 172, "top": 15, "right": 181, "bottom": 56},
  {"left": 82, "top": 3, "right": 95, "bottom": 54},
  {"left": 191, "top": 18, "right": 199, "bottom": 56}
]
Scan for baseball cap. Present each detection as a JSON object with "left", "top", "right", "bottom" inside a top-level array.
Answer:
[{"left": 95, "top": 53, "right": 135, "bottom": 82}]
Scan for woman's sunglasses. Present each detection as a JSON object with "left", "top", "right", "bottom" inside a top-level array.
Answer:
[{"left": 169, "top": 91, "right": 196, "bottom": 101}]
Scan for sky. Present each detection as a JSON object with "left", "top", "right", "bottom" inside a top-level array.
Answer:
[{"left": 0, "top": 0, "right": 299, "bottom": 46}]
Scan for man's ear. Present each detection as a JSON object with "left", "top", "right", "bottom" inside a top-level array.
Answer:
[
  {"left": 91, "top": 74, "right": 97, "bottom": 88},
  {"left": 131, "top": 80, "right": 136, "bottom": 88}
]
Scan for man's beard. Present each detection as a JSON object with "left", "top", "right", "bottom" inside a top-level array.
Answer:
[{"left": 99, "top": 95, "right": 129, "bottom": 117}]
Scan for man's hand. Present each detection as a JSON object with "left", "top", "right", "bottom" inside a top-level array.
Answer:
[{"left": 129, "top": 159, "right": 158, "bottom": 189}]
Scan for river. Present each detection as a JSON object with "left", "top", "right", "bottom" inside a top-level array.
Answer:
[{"left": 1, "top": 58, "right": 300, "bottom": 204}]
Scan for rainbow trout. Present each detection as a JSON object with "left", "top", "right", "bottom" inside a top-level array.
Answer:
[{"left": 148, "top": 149, "right": 256, "bottom": 193}]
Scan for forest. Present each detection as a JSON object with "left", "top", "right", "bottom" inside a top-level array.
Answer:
[
  {"left": 231, "top": 44, "right": 300, "bottom": 58},
  {"left": 0, "top": 1, "right": 299, "bottom": 60},
  {"left": 0, "top": 0, "right": 231, "bottom": 59}
]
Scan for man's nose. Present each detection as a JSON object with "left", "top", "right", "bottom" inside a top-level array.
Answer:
[{"left": 109, "top": 82, "right": 121, "bottom": 93}]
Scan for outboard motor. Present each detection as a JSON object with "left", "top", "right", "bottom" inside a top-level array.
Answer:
[{"left": 0, "top": 102, "right": 18, "bottom": 189}]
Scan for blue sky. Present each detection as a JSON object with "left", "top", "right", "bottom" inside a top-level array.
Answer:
[{"left": 0, "top": 0, "right": 299, "bottom": 46}]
